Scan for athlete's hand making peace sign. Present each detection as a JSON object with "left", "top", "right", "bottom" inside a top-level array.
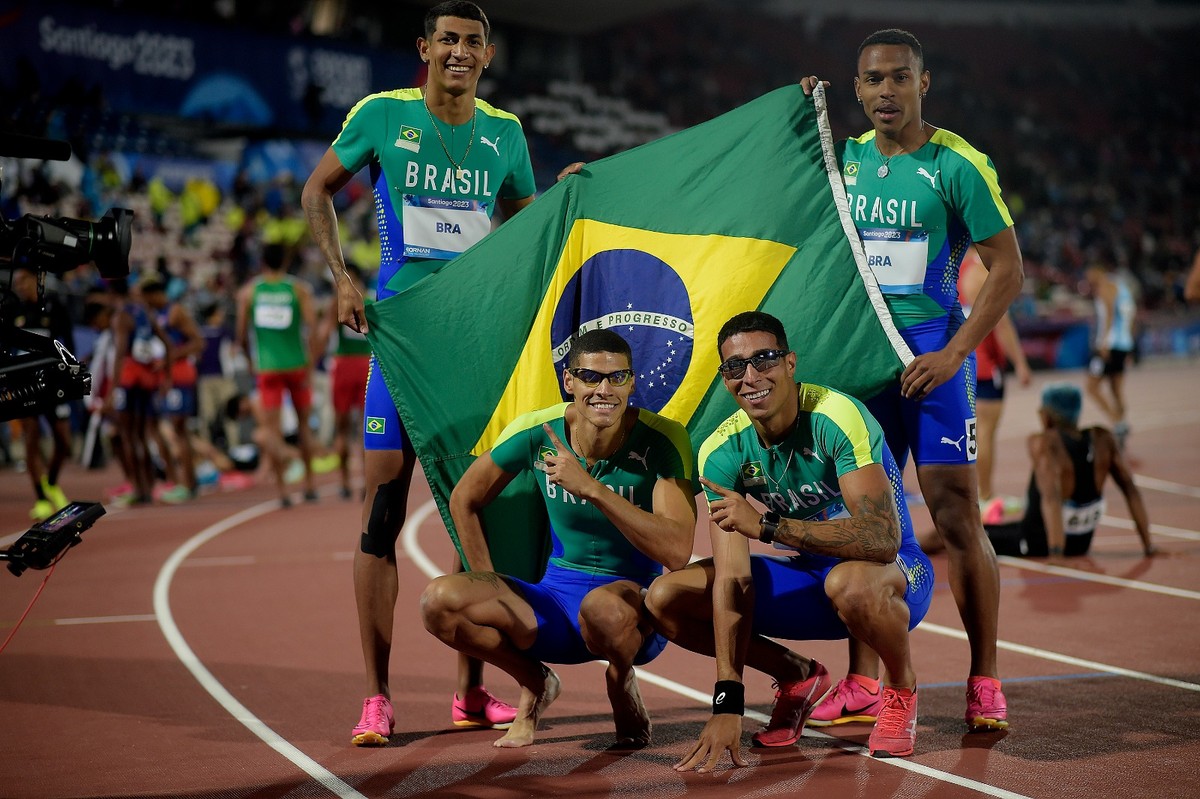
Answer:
[
  {"left": 542, "top": 424, "right": 595, "bottom": 499},
  {"left": 700, "top": 477, "right": 760, "bottom": 540}
]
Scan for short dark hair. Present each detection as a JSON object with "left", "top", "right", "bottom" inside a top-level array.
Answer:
[
  {"left": 566, "top": 329, "right": 632, "bottom": 368},
  {"left": 424, "top": 1, "right": 490, "bottom": 41},
  {"left": 858, "top": 28, "right": 924, "bottom": 71},
  {"left": 716, "top": 311, "right": 789, "bottom": 354},
  {"left": 262, "top": 242, "right": 287, "bottom": 272}
]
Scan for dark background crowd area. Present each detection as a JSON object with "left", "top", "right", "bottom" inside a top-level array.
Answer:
[{"left": 3, "top": 0, "right": 1199, "bottom": 340}]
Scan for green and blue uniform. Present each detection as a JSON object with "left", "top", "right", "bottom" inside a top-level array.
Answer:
[
  {"left": 838, "top": 128, "right": 1013, "bottom": 466},
  {"left": 331, "top": 88, "right": 536, "bottom": 449},
  {"left": 489, "top": 403, "right": 693, "bottom": 664},
  {"left": 699, "top": 383, "right": 933, "bottom": 641}
]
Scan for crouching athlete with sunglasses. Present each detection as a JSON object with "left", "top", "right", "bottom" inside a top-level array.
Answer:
[
  {"left": 645, "top": 311, "right": 934, "bottom": 769},
  {"left": 421, "top": 329, "right": 697, "bottom": 748}
]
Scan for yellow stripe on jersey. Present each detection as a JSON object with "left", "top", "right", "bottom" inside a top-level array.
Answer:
[
  {"left": 798, "top": 384, "right": 876, "bottom": 469},
  {"left": 697, "top": 409, "right": 754, "bottom": 484},
  {"left": 494, "top": 402, "right": 567, "bottom": 449},
  {"left": 636, "top": 408, "right": 695, "bottom": 481},
  {"left": 928, "top": 128, "right": 1013, "bottom": 227},
  {"left": 337, "top": 88, "right": 422, "bottom": 135}
]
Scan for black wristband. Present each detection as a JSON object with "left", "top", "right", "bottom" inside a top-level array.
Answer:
[
  {"left": 759, "top": 511, "right": 781, "bottom": 544},
  {"left": 712, "top": 680, "right": 745, "bottom": 715}
]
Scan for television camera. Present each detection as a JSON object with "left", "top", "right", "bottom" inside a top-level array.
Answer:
[
  {"left": 1, "top": 133, "right": 128, "bottom": 575},
  {"left": 1, "top": 132, "right": 133, "bottom": 423}
]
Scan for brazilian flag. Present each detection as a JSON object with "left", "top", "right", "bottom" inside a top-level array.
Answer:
[{"left": 366, "top": 85, "right": 909, "bottom": 575}]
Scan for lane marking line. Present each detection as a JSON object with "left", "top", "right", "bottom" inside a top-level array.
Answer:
[
  {"left": 918, "top": 622, "right": 1200, "bottom": 693},
  {"left": 1133, "top": 474, "right": 1200, "bottom": 499},
  {"left": 56, "top": 613, "right": 157, "bottom": 626},
  {"left": 1101, "top": 515, "right": 1200, "bottom": 542},
  {"left": 155, "top": 498, "right": 368, "bottom": 799},
  {"left": 996, "top": 555, "right": 1200, "bottom": 600},
  {"left": 403, "top": 499, "right": 1032, "bottom": 799}
]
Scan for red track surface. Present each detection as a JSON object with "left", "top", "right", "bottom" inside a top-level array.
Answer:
[{"left": 2, "top": 361, "right": 1198, "bottom": 799}]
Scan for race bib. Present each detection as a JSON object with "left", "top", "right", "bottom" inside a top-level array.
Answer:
[
  {"left": 1062, "top": 498, "right": 1105, "bottom": 535},
  {"left": 131, "top": 335, "right": 166, "bottom": 364},
  {"left": 254, "top": 303, "right": 293, "bottom": 330},
  {"left": 861, "top": 228, "right": 929, "bottom": 294},
  {"left": 402, "top": 194, "right": 491, "bottom": 260}
]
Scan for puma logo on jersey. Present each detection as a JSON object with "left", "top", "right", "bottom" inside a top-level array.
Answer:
[
  {"left": 940, "top": 435, "right": 964, "bottom": 452},
  {"left": 481, "top": 135, "right": 501, "bottom": 156},
  {"left": 801, "top": 447, "right": 824, "bottom": 463},
  {"left": 627, "top": 447, "right": 650, "bottom": 470},
  {"left": 917, "top": 167, "right": 940, "bottom": 188}
]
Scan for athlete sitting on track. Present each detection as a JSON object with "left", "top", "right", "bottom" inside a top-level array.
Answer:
[{"left": 923, "top": 383, "right": 1155, "bottom": 560}]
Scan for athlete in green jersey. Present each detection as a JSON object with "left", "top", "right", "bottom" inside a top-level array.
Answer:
[
  {"left": 646, "top": 312, "right": 932, "bottom": 767},
  {"left": 235, "top": 243, "right": 319, "bottom": 507},
  {"left": 301, "top": 1, "right": 538, "bottom": 746},
  {"left": 422, "top": 329, "right": 697, "bottom": 749},
  {"left": 801, "top": 29, "right": 1023, "bottom": 732}
]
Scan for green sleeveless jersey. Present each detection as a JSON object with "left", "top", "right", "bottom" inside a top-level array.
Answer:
[
  {"left": 335, "top": 322, "right": 372, "bottom": 357},
  {"left": 251, "top": 277, "right": 307, "bottom": 372},
  {"left": 489, "top": 403, "right": 693, "bottom": 582},
  {"left": 838, "top": 128, "right": 1012, "bottom": 328}
]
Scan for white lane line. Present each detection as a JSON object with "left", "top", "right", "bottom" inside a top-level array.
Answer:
[
  {"left": 403, "top": 499, "right": 1031, "bottom": 799},
  {"left": 183, "top": 555, "right": 259, "bottom": 567},
  {"left": 1133, "top": 474, "right": 1200, "bottom": 499},
  {"left": 154, "top": 498, "right": 368, "bottom": 799},
  {"left": 56, "top": 614, "right": 157, "bottom": 626},
  {"left": 918, "top": 622, "right": 1200, "bottom": 693},
  {"left": 996, "top": 555, "right": 1200, "bottom": 600},
  {"left": 1101, "top": 515, "right": 1200, "bottom": 542}
]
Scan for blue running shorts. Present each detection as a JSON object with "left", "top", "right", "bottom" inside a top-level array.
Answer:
[
  {"left": 508, "top": 562, "right": 667, "bottom": 666},
  {"left": 748, "top": 540, "right": 934, "bottom": 641},
  {"left": 362, "top": 355, "right": 407, "bottom": 450},
  {"left": 866, "top": 316, "right": 978, "bottom": 468}
]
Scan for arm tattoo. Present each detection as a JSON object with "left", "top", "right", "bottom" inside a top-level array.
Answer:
[
  {"left": 772, "top": 490, "right": 901, "bottom": 562},
  {"left": 462, "top": 570, "right": 505, "bottom": 587}
]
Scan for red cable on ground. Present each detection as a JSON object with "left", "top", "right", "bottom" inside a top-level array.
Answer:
[{"left": 0, "top": 561, "right": 59, "bottom": 655}]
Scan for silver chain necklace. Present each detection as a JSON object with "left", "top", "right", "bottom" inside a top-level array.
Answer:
[{"left": 423, "top": 89, "right": 476, "bottom": 180}]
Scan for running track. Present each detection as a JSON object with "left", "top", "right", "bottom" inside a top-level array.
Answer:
[{"left": 1, "top": 360, "right": 1198, "bottom": 799}]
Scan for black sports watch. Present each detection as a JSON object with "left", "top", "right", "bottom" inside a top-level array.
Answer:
[{"left": 759, "top": 511, "right": 781, "bottom": 544}]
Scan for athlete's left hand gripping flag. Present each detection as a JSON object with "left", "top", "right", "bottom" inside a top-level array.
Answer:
[{"left": 366, "top": 85, "right": 907, "bottom": 577}]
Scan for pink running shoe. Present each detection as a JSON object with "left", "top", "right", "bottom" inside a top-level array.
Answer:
[
  {"left": 351, "top": 694, "right": 394, "bottom": 746},
  {"left": 868, "top": 687, "right": 918, "bottom": 758},
  {"left": 807, "top": 677, "right": 884, "bottom": 727},
  {"left": 751, "top": 660, "right": 832, "bottom": 747},
  {"left": 452, "top": 686, "right": 517, "bottom": 729},
  {"left": 965, "top": 676, "right": 1009, "bottom": 732}
]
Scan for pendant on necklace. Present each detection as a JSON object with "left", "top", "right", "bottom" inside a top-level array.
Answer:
[
  {"left": 877, "top": 163, "right": 890, "bottom": 178},
  {"left": 456, "top": 167, "right": 468, "bottom": 180}
]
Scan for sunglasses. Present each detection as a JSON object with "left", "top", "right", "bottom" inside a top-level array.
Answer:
[
  {"left": 718, "top": 349, "right": 789, "bottom": 380},
  {"left": 567, "top": 367, "right": 634, "bottom": 387}
]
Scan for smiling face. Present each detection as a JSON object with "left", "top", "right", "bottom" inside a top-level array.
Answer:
[
  {"left": 718, "top": 330, "right": 798, "bottom": 430},
  {"left": 563, "top": 350, "right": 634, "bottom": 432},
  {"left": 854, "top": 43, "right": 929, "bottom": 138},
  {"left": 418, "top": 16, "right": 494, "bottom": 98}
]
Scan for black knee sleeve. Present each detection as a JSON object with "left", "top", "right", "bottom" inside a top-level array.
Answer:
[{"left": 360, "top": 478, "right": 407, "bottom": 558}]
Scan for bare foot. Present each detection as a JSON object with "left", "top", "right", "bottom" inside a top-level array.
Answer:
[
  {"left": 494, "top": 667, "right": 561, "bottom": 748},
  {"left": 609, "top": 667, "right": 651, "bottom": 748}
]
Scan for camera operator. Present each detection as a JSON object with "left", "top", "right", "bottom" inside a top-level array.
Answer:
[{"left": 8, "top": 264, "right": 75, "bottom": 520}]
